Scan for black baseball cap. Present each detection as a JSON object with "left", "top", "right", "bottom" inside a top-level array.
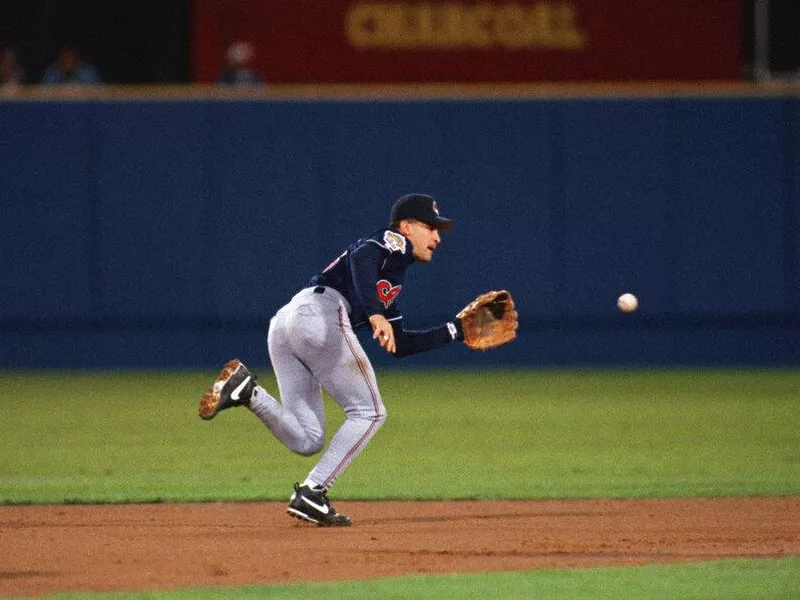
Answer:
[{"left": 390, "top": 194, "right": 454, "bottom": 231}]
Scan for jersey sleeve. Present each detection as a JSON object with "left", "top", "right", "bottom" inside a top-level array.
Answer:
[{"left": 390, "top": 319, "right": 463, "bottom": 358}]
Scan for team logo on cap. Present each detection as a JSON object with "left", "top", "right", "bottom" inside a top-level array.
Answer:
[{"left": 432, "top": 201, "right": 440, "bottom": 216}]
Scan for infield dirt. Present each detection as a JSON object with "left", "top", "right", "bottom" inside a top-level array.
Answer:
[{"left": 2, "top": 496, "right": 798, "bottom": 596}]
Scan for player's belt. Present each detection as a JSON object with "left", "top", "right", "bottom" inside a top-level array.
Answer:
[{"left": 313, "top": 286, "right": 326, "bottom": 294}]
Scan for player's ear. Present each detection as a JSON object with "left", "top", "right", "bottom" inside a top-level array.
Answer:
[{"left": 397, "top": 219, "right": 413, "bottom": 236}]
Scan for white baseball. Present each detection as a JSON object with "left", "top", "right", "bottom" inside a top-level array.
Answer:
[{"left": 617, "top": 293, "right": 638, "bottom": 313}]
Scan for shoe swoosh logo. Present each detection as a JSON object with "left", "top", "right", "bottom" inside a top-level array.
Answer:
[
  {"left": 301, "top": 495, "right": 330, "bottom": 515},
  {"left": 230, "top": 376, "right": 251, "bottom": 401}
]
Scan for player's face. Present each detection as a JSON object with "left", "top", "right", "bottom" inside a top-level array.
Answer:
[{"left": 403, "top": 220, "right": 441, "bottom": 263}]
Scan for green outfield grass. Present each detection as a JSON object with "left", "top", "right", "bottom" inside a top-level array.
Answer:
[
  {"left": 2, "top": 368, "right": 798, "bottom": 599},
  {"left": 1, "top": 369, "right": 799, "bottom": 503},
  {"left": 32, "top": 557, "right": 800, "bottom": 600}
]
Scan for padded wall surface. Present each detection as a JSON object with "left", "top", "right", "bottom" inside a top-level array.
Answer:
[{"left": 1, "top": 96, "right": 797, "bottom": 367}]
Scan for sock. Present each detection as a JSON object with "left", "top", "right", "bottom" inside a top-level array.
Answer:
[
  {"left": 248, "top": 386, "right": 275, "bottom": 415},
  {"left": 302, "top": 477, "right": 323, "bottom": 491}
]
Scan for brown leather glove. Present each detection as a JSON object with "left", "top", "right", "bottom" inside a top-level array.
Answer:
[{"left": 456, "top": 290, "right": 518, "bottom": 351}]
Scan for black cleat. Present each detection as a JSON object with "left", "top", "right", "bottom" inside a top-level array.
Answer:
[
  {"left": 287, "top": 483, "right": 352, "bottom": 527},
  {"left": 198, "top": 359, "right": 257, "bottom": 420}
]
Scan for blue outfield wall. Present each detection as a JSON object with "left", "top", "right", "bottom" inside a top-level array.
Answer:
[{"left": 1, "top": 95, "right": 798, "bottom": 369}]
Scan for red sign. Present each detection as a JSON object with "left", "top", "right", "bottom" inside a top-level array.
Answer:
[{"left": 192, "top": 1, "right": 741, "bottom": 82}]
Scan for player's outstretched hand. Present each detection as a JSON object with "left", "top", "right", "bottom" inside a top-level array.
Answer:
[{"left": 369, "top": 314, "right": 396, "bottom": 354}]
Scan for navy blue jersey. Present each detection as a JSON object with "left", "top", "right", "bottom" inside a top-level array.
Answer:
[
  {"left": 309, "top": 228, "right": 459, "bottom": 357},
  {"left": 309, "top": 229, "right": 413, "bottom": 329}
]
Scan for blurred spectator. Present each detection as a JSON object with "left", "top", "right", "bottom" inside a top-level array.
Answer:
[
  {"left": 218, "top": 41, "right": 263, "bottom": 86},
  {"left": 1, "top": 48, "right": 25, "bottom": 86},
  {"left": 41, "top": 47, "right": 101, "bottom": 85}
]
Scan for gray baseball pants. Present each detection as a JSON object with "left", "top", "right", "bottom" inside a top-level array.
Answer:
[{"left": 248, "top": 286, "right": 386, "bottom": 489}]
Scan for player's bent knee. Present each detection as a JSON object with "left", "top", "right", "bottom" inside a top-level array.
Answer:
[
  {"left": 292, "top": 432, "right": 325, "bottom": 456},
  {"left": 294, "top": 442, "right": 324, "bottom": 457},
  {"left": 295, "top": 446, "right": 322, "bottom": 457}
]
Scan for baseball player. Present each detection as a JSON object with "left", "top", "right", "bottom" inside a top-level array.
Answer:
[{"left": 199, "top": 193, "right": 463, "bottom": 526}]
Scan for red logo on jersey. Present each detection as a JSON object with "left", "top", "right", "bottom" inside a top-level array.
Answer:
[{"left": 376, "top": 279, "right": 402, "bottom": 308}]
